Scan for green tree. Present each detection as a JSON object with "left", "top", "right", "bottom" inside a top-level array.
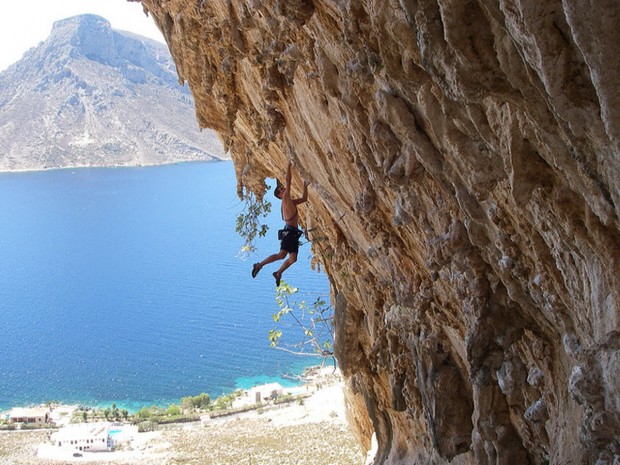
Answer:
[
  {"left": 270, "top": 282, "right": 335, "bottom": 364},
  {"left": 180, "top": 393, "right": 211, "bottom": 411},
  {"left": 194, "top": 393, "right": 211, "bottom": 409},
  {"left": 111, "top": 403, "right": 119, "bottom": 421},
  {"left": 166, "top": 404, "right": 181, "bottom": 416},
  {"left": 235, "top": 185, "right": 271, "bottom": 256},
  {"left": 197, "top": 392, "right": 211, "bottom": 409},
  {"left": 135, "top": 407, "right": 151, "bottom": 420},
  {"left": 180, "top": 396, "right": 193, "bottom": 412}
]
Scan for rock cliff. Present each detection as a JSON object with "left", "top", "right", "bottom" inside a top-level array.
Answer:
[{"left": 134, "top": 1, "right": 619, "bottom": 463}]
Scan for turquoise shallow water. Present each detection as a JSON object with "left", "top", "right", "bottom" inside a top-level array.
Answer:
[{"left": 0, "top": 161, "right": 329, "bottom": 411}]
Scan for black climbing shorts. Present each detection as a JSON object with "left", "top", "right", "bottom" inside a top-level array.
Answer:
[{"left": 279, "top": 226, "right": 302, "bottom": 254}]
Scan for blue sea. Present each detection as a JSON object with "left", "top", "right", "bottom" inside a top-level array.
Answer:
[{"left": 0, "top": 161, "right": 329, "bottom": 412}]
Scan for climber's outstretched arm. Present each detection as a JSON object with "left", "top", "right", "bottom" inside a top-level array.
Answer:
[{"left": 295, "top": 181, "right": 308, "bottom": 205}]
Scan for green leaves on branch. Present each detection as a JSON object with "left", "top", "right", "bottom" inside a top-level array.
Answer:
[
  {"left": 235, "top": 186, "right": 272, "bottom": 256},
  {"left": 268, "top": 329, "right": 283, "bottom": 347},
  {"left": 269, "top": 282, "right": 335, "bottom": 362}
]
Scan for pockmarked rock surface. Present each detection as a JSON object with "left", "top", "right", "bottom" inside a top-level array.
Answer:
[
  {"left": 135, "top": 1, "right": 619, "bottom": 464},
  {"left": 0, "top": 14, "right": 225, "bottom": 171}
]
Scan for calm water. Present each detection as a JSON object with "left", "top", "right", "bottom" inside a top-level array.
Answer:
[{"left": 0, "top": 161, "right": 329, "bottom": 411}]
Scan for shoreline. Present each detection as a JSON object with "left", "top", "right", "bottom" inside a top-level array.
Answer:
[
  {"left": 1, "top": 364, "right": 334, "bottom": 418},
  {"left": 0, "top": 158, "right": 231, "bottom": 176},
  {"left": 0, "top": 367, "right": 361, "bottom": 465}
]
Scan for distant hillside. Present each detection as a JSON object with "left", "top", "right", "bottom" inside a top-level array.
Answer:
[{"left": 0, "top": 14, "right": 226, "bottom": 171}]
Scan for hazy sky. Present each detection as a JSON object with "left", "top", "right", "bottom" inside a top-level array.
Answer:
[{"left": 0, "top": 0, "right": 164, "bottom": 72}]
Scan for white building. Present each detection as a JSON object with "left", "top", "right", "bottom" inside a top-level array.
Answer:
[
  {"left": 248, "top": 382, "right": 284, "bottom": 403},
  {"left": 50, "top": 423, "right": 111, "bottom": 452},
  {"left": 8, "top": 407, "right": 50, "bottom": 427}
]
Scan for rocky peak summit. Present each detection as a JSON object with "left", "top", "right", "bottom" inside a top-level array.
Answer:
[
  {"left": 47, "top": 15, "right": 175, "bottom": 84},
  {"left": 51, "top": 14, "right": 118, "bottom": 63}
]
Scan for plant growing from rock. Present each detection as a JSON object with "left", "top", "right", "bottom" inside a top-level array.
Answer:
[
  {"left": 235, "top": 185, "right": 271, "bottom": 256},
  {"left": 269, "top": 282, "right": 334, "bottom": 365}
]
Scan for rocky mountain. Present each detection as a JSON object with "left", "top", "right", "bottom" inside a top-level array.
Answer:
[
  {"left": 0, "top": 14, "right": 225, "bottom": 171},
  {"left": 139, "top": 1, "right": 619, "bottom": 465}
]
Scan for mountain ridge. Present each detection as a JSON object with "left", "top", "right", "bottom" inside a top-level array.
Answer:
[{"left": 0, "top": 14, "right": 226, "bottom": 172}]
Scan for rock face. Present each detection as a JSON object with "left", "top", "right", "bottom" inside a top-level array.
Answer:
[
  {"left": 0, "top": 14, "right": 225, "bottom": 171},
  {"left": 136, "top": 1, "right": 619, "bottom": 463}
]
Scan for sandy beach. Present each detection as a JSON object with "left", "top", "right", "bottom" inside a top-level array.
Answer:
[{"left": 0, "top": 369, "right": 363, "bottom": 465}]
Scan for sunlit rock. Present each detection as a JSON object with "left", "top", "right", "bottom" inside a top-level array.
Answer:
[{"left": 136, "top": 1, "right": 620, "bottom": 463}]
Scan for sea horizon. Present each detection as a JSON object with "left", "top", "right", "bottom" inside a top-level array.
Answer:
[{"left": 0, "top": 161, "right": 330, "bottom": 413}]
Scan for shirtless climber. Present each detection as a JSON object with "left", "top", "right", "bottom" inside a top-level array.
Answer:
[{"left": 252, "top": 161, "right": 308, "bottom": 286}]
